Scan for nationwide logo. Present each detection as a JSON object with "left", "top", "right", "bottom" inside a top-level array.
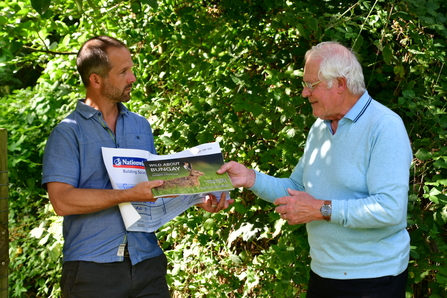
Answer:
[{"left": 112, "top": 156, "right": 146, "bottom": 169}]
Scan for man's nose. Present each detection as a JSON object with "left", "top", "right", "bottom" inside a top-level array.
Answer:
[
  {"left": 301, "top": 87, "right": 311, "bottom": 98},
  {"left": 128, "top": 72, "right": 136, "bottom": 84}
]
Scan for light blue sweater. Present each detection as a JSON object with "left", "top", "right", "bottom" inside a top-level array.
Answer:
[{"left": 250, "top": 91, "right": 412, "bottom": 279}]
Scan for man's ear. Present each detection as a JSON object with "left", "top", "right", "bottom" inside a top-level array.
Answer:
[
  {"left": 336, "top": 77, "right": 347, "bottom": 93},
  {"left": 89, "top": 73, "right": 102, "bottom": 89}
]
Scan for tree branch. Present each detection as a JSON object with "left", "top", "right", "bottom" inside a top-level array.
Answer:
[{"left": 22, "top": 46, "right": 76, "bottom": 56}]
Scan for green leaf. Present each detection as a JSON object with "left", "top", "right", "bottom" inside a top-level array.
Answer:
[
  {"left": 86, "top": 0, "right": 97, "bottom": 9},
  {"left": 233, "top": 201, "right": 246, "bottom": 214},
  {"left": 296, "top": 23, "right": 309, "bottom": 38},
  {"left": 131, "top": 2, "right": 140, "bottom": 14},
  {"left": 402, "top": 89, "right": 416, "bottom": 99},
  {"left": 31, "top": 0, "right": 51, "bottom": 15},
  {"left": 30, "top": 227, "right": 44, "bottom": 239},
  {"left": 436, "top": 272, "right": 447, "bottom": 284},
  {"left": 393, "top": 65, "right": 405, "bottom": 79},
  {"left": 203, "top": 218, "right": 215, "bottom": 230},
  {"left": 307, "top": 17, "right": 318, "bottom": 32},
  {"left": 382, "top": 44, "right": 393, "bottom": 65},
  {"left": 230, "top": 74, "right": 243, "bottom": 85},
  {"left": 415, "top": 148, "right": 432, "bottom": 160},
  {"left": 433, "top": 159, "right": 447, "bottom": 169},
  {"left": 73, "top": 0, "right": 82, "bottom": 12}
]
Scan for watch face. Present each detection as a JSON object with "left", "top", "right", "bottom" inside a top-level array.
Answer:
[{"left": 321, "top": 205, "right": 331, "bottom": 216}]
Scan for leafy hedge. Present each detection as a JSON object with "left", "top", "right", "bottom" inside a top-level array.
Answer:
[{"left": 1, "top": 0, "right": 446, "bottom": 297}]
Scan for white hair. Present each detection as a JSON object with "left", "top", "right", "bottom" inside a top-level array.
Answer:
[{"left": 305, "top": 41, "right": 366, "bottom": 95}]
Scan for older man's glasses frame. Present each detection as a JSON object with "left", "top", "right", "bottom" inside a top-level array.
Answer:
[{"left": 301, "top": 80, "right": 324, "bottom": 92}]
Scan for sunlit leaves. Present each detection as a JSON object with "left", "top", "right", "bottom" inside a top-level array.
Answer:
[{"left": 2, "top": 0, "right": 447, "bottom": 296}]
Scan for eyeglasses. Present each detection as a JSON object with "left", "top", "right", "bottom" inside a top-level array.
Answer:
[{"left": 301, "top": 80, "right": 324, "bottom": 92}]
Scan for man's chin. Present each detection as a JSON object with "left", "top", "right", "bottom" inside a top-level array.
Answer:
[{"left": 120, "top": 94, "right": 131, "bottom": 103}]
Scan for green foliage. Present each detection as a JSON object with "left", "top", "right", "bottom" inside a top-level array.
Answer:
[
  {"left": 1, "top": 0, "right": 447, "bottom": 297},
  {"left": 0, "top": 48, "right": 80, "bottom": 295}
]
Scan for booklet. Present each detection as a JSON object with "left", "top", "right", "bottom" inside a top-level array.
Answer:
[
  {"left": 144, "top": 143, "right": 234, "bottom": 197},
  {"left": 101, "top": 142, "right": 233, "bottom": 232}
]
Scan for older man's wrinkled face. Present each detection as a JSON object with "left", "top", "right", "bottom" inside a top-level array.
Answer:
[{"left": 301, "top": 58, "right": 343, "bottom": 121}]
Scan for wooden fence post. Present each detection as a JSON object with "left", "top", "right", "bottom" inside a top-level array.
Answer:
[{"left": 0, "top": 128, "right": 8, "bottom": 298}]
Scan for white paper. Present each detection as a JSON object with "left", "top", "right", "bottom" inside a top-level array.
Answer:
[{"left": 101, "top": 143, "right": 230, "bottom": 232}]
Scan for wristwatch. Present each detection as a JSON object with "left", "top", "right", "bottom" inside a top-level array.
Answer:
[{"left": 320, "top": 200, "right": 332, "bottom": 221}]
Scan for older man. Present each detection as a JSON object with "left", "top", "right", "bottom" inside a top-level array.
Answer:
[{"left": 218, "top": 41, "right": 412, "bottom": 298}]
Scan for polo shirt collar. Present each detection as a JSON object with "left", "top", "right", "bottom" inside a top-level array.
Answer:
[{"left": 343, "top": 91, "right": 372, "bottom": 123}]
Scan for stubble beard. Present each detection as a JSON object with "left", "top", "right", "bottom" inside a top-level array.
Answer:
[{"left": 103, "top": 81, "right": 132, "bottom": 103}]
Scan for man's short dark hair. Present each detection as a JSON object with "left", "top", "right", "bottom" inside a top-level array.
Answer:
[{"left": 76, "top": 36, "right": 127, "bottom": 87}]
